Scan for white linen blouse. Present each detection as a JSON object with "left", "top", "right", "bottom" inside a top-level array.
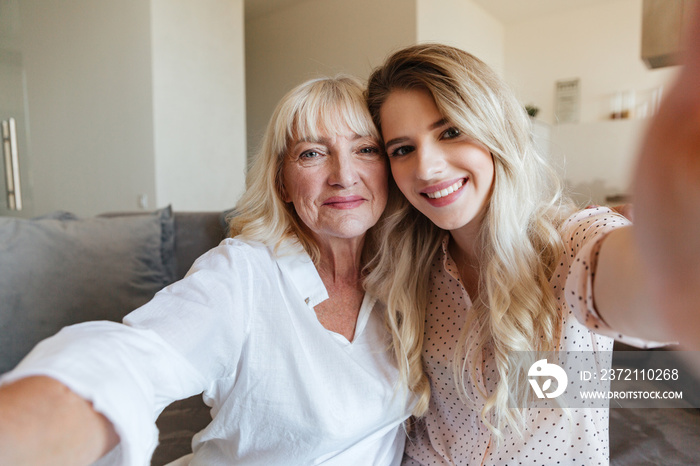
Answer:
[{"left": 1, "top": 238, "right": 413, "bottom": 465}]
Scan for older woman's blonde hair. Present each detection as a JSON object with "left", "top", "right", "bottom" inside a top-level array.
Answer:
[
  {"left": 364, "top": 44, "right": 577, "bottom": 436},
  {"left": 230, "top": 75, "right": 383, "bottom": 264}
]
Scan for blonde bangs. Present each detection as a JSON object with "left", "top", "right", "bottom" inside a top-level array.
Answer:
[{"left": 290, "top": 78, "right": 379, "bottom": 145}]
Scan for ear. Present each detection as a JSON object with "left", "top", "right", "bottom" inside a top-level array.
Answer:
[
  {"left": 278, "top": 159, "right": 293, "bottom": 203},
  {"left": 279, "top": 180, "right": 291, "bottom": 203}
]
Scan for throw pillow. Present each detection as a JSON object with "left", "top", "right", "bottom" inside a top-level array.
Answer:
[{"left": 0, "top": 206, "right": 175, "bottom": 373}]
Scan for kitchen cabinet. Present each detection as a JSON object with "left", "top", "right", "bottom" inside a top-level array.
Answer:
[{"left": 641, "top": 0, "right": 694, "bottom": 68}]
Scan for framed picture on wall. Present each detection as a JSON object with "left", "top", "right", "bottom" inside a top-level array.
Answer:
[{"left": 554, "top": 78, "right": 580, "bottom": 124}]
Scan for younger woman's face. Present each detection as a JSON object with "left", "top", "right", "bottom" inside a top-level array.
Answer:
[{"left": 380, "top": 88, "right": 494, "bottom": 234}]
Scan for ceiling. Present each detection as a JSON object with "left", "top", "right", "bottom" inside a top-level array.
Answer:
[
  {"left": 244, "top": 0, "right": 306, "bottom": 21},
  {"left": 244, "top": 0, "right": 612, "bottom": 24},
  {"left": 471, "top": 0, "right": 612, "bottom": 24}
]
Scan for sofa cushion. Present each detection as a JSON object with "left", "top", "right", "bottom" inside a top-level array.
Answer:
[
  {"left": 100, "top": 210, "right": 229, "bottom": 280},
  {"left": 0, "top": 206, "right": 176, "bottom": 374}
]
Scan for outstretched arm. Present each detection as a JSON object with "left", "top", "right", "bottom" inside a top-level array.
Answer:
[
  {"left": 593, "top": 3, "right": 700, "bottom": 347},
  {"left": 0, "top": 376, "right": 119, "bottom": 466},
  {"left": 631, "top": 2, "right": 700, "bottom": 349}
]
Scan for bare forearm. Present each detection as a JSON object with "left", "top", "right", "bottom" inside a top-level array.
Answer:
[
  {"left": 593, "top": 227, "right": 671, "bottom": 342},
  {"left": 0, "top": 376, "right": 119, "bottom": 466}
]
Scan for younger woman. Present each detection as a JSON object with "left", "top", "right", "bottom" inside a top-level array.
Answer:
[{"left": 365, "top": 44, "right": 675, "bottom": 465}]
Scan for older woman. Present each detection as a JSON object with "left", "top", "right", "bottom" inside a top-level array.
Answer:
[{"left": 0, "top": 76, "right": 413, "bottom": 465}]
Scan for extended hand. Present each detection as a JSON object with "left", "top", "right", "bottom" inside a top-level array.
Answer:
[{"left": 632, "top": 4, "right": 700, "bottom": 350}]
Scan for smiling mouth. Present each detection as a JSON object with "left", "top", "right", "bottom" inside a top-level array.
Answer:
[
  {"left": 424, "top": 179, "right": 465, "bottom": 199},
  {"left": 323, "top": 195, "right": 365, "bottom": 208}
]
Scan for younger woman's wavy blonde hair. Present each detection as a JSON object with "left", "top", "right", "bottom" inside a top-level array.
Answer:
[
  {"left": 364, "top": 44, "right": 577, "bottom": 436},
  {"left": 230, "top": 75, "right": 384, "bottom": 264}
]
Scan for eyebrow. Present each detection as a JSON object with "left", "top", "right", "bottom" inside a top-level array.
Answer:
[
  {"left": 294, "top": 136, "right": 331, "bottom": 146},
  {"left": 384, "top": 118, "right": 448, "bottom": 149},
  {"left": 295, "top": 133, "right": 368, "bottom": 145}
]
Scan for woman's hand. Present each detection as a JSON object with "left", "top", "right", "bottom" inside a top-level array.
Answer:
[
  {"left": 632, "top": 3, "right": 700, "bottom": 350},
  {"left": 0, "top": 376, "right": 119, "bottom": 466}
]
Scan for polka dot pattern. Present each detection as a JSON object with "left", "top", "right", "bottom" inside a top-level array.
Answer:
[{"left": 403, "top": 208, "right": 632, "bottom": 465}]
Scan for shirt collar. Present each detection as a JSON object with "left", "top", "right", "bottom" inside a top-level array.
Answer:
[
  {"left": 439, "top": 233, "right": 463, "bottom": 285},
  {"left": 273, "top": 239, "right": 329, "bottom": 308}
]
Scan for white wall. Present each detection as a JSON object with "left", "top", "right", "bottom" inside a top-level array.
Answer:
[
  {"left": 505, "top": 0, "right": 678, "bottom": 124},
  {"left": 416, "top": 0, "right": 505, "bottom": 76},
  {"left": 503, "top": 0, "right": 682, "bottom": 206},
  {"left": 12, "top": 0, "right": 246, "bottom": 217},
  {"left": 245, "top": 0, "right": 416, "bottom": 161},
  {"left": 550, "top": 119, "right": 649, "bottom": 205},
  {"left": 19, "top": 0, "right": 156, "bottom": 217},
  {"left": 12, "top": 0, "right": 679, "bottom": 214},
  {"left": 151, "top": 0, "right": 246, "bottom": 211}
]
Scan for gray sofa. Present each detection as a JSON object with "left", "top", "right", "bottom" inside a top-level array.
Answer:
[
  {"left": 1, "top": 207, "right": 698, "bottom": 465},
  {"left": 0, "top": 207, "right": 224, "bottom": 465}
]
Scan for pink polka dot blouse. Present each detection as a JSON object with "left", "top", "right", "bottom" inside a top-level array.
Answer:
[{"left": 403, "top": 207, "right": 643, "bottom": 465}]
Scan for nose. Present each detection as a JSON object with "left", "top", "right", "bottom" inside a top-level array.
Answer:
[
  {"left": 328, "top": 152, "right": 360, "bottom": 188},
  {"left": 413, "top": 143, "right": 445, "bottom": 181}
]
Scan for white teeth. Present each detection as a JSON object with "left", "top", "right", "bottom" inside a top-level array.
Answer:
[{"left": 426, "top": 180, "right": 464, "bottom": 199}]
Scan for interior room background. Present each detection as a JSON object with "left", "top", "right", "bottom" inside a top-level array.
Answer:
[{"left": 0, "top": 0, "right": 680, "bottom": 218}]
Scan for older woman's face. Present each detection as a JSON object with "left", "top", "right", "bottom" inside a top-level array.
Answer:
[{"left": 282, "top": 126, "right": 388, "bottom": 243}]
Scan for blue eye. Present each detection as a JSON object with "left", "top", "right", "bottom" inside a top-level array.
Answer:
[
  {"left": 442, "top": 127, "right": 461, "bottom": 139},
  {"left": 300, "top": 150, "right": 321, "bottom": 159}
]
